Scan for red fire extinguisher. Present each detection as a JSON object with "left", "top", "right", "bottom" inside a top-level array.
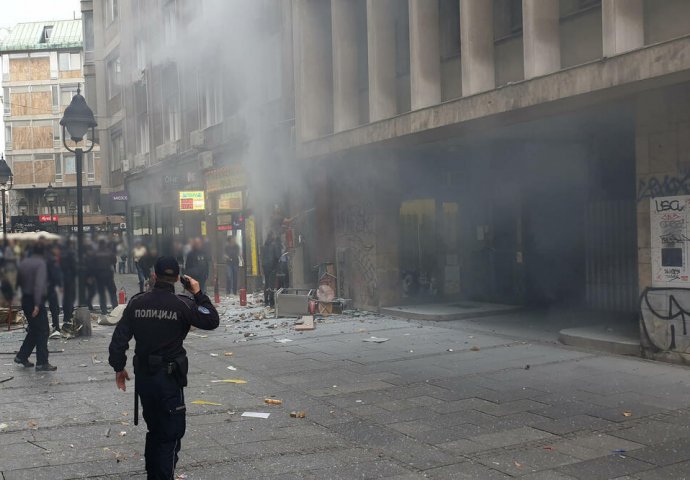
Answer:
[
  {"left": 118, "top": 287, "right": 127, "bottom": 305},
  {"left": 239, "top": 288, "right": 247, "bottom": 307}
]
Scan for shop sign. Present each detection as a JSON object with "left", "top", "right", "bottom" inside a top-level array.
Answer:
[
  {"left": 179, "top": 191, "right": 205, "bottom": 211},
  {"left": 217, "top": 225, "right": 233, "bottom": 232},
  {"left": 111, "top": 191, "right": 128, "bottom": 202},
  {"left": 39, "top": 215, "right": 59, "bottom": 223},
  {"left": 206, "top": 165, "right": 246, "bottom": 193},
  {"left": 218, "top": 191, "right": 243, "bottom": 212}
]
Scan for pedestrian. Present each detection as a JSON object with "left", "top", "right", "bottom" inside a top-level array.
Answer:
[
  {"left": 132, "top": 241, "right": 148, "bottom": 292},
  {"left": 46, "top": 242, "right": 64, "bottom": 336},
  {"left": 184, "top": 238, "right": 209, "bottom": 293},
  {"left": 94, "top": 238, "right": 119, "bottom": 315},
  {"left": 224, "top": 236, "right": 240, "bottom": 295},
  {"left": 15, "top": 243, "right": 56, "bottom": 371},
  {"left": 117, "top": 241, "right": 128, "bottom": 274},
  {"left": 108, "top": 257, "right": 219, "bottom": 479},
  {"left": 141, "top": 246, "right": 158, "bottom": 292},
  {"left": 262, "top": 231, "right": 280, "bottom": 307},
  {"left": 61, "top": 239, "right": 77, "bottom": 329},
  {"left": 85, "top": 241, "right": 97, "bottom": 311}
]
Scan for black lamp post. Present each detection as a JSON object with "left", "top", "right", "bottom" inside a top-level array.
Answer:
[
  {"left": 44, "top": 183, "right": 57, "bottom": 233},
  {"left": 0, "top": 155, "right": 14, "bottom": 249},
  {"left": 60, "top": 85, "right": 97, "bottom": 328},
  {"left": 69, "top": 202, "right": 77, "bottom": 231}
]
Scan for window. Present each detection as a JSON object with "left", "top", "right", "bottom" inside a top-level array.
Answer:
[
  {"left": 51, "top": 85, "right": 58, "bottom": 110},
  {"left": 111, "top": 130, "right": 125, "bottom": 171},
  {"left": 64, "top": 154, "right": 76, "bottom": 174},
  {"left": 164, "top": 2, "right": 177, "bottom": 46},
  {"left": 198, "top": 74, "right": 222, "bottom": 128},
  {"left": 106, "top": 56, "right": 121, "bottom": 98},
  {"left": 60, "top": 84, "right": 79, "bottom": 108},
  {"left": 5, "top": 125, "right": 11, "bottom": 146},
  {"left": 87, "top": 152, "right": 96, "bottom": 181},
  {"left": 42, "top": 26, "right": 53, "bottom": 43},
  {"left": 494, "top": 0, "right": 523, "bottom": 39},
  {"left": 55, "top": 153, "right": 62, "bottom": 181},
  {"left": 162, "top": 64, "right": 180, "bottom": 142},
  {"left": 83, "top": 12, "right": 94, "bottom": 51},
  {"left": 136, "top": 38, "right": 146, "bottom": 72},
  {"left": 58, "top": 52, "right": 81, "bottom": 71},
  {"left": 106, "top": 0, "right": 119, "bottom": 24},
  {"left": 3, "top": 87, "right": 9, "bottom": 115},
  {"left": 137, "top": 115, "right": 149, "bottom": 154},
  {"left": 52, "top": 121, "right": 60, "bottom": 141}
]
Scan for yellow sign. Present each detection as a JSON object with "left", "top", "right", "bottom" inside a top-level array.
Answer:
[
  {"left": 179, "top": 191, "right": 205, "bottom": 211},
  {"left": 218, "top": 191, "right": 243, "bottom": 212},
  {"left": 247, "top": 216, "right": 258, "bottom": 276},
  {"left": 201, "top": 221, "right": 207, "bottom": 236}
]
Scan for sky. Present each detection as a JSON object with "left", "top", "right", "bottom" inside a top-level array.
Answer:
[{"left": 0, "top": 0, "right": 81, "bottom": 30}]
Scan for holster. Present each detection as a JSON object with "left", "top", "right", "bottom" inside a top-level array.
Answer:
[{"left": 133, "top": 354, "right": 188, "bottom": 387}]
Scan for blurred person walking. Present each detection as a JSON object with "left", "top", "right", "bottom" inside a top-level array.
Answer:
[
  {"left": 132, "top": 241, "right": 148, "bottom": 292},
  {"left": 15, "top": 243, "right": 56, "bottom": 371},
  {"left": 46, "top": 242, "right": 64, "bottom": 336},
  {"left": 61, "top": 240, "right": 77, "bottom": 329},
  {"left": 108, "top": 257, "right": 219, "bottom": 479},
  {"left": 184, "top": 238, "right": 210, "bottom": 293},
  {"left": 261, "top": 231, "right": 281, "bottom": 307},
  {"left": 224, "top": 236, "right": 240, "bottom": 295},
  {"left": 94, "top": 239, "right": 119, "bottom": 315}
]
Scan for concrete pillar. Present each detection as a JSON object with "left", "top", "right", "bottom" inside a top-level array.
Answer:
[
  {"left": 409, "top": 0, "right": 441, "bottom": 110},
  {"left": 293, "top": 0, "right": 333, "bottom": 141},
  {"left": 331, "top": 0, "right": 359, "bottom": 132},
  {"left": 522, "top": 0, "right": 561, "bottom": 79},
  {"left": 367, "top": 0, "right": 397, "bottom": 121},
  {"left": 602, "top": 0, "right": 644, "bottom": 57},
  {"left": 460, "top": 0, "right": 495, "bottom": 95}
]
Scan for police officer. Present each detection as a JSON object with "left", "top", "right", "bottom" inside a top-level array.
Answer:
[{"left": 108, "top": 256, "right": 219, "bottom": 479}]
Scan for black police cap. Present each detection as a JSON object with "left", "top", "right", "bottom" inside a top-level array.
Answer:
[{"left": 154, "top": 256, "right": 180, "bottom": 277}]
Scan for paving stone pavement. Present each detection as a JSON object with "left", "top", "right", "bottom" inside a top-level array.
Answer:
[{"left": 1, "top": 290, "right": 690, "bottom": 479}]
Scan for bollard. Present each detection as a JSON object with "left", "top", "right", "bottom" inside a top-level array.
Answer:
[
  {"left": 213, "top": 275, "right": 220, "bottom": 304},
  {"left": 239, "top": 288, "right": 247, "bottom": 307}
]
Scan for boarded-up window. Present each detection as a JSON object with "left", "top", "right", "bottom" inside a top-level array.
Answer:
[
  {"left": 12, "top": 120, "right": 53, "bottom": 150},
  {"left": 12, "top": 156, "right": 33, "bottom": 185},
  {"left": 34, "top": 157, "right": 55, "bottom": 184}
]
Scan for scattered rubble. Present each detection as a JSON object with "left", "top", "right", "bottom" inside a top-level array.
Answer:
[
  {"left": 363, "top": 337, "right": 390, "bottom": 343},
  {"left": 241, "top": 412, "right": 270, "bottom": 419},
  {"left": 290, "top": 411, "right": 306, "bottom": 418}
]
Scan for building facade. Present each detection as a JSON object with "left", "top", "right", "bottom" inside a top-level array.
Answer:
[
  {"left": 287, "top": 0, "right": 690, "bottom": 361},
  {"left": 0, "top": 19, "right": 104, "bottom": 233},
  {"left": 82, "top": 0, "right": 294, "bottom": 286}
]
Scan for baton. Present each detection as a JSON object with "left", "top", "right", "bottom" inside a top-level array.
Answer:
[{"left": 134, "top": 387, "right": 139, "bottom": 426}]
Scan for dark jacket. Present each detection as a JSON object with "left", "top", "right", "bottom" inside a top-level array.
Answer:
[
  {"left": 17, "top": 255, "right": 48, "bottom": 307},
  {"left": 108, "top": 282, "right": 219, "bottom": 372},
  {"left": 185, "top": 249, "right": 210, "bottom": 281},
  {"left": 46, "top": 251, "right": 63, "bottom": 289},
  {"left": 224, "top": 243, "right": 240, "bottom": 266},
  {"left": 262, "top": 238, "right": 281, "bottom": 273}
]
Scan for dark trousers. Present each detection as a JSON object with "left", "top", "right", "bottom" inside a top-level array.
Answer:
[
  {"left": 226, "top": 264, "right": 238, "bottom": 294},
  {"left": 137, "top": 372, "right": 186, "bottom": 480},
  {"left": 17, "top": 295, "right": 49, "bottom": 365},
  {"left": 47, "top": 286, "right": 59, "bottom": 329},
  {"left": 136, "top": 263, "right": 146, "bottom": 292},
  {"left": 86, "top": 276, "right": 96, "bottom": 310},
  {"left": 96, "top": 271, "right": 118, "bottom": 314},
  {"left": 62, "top": 276, "right": 76, "bottom": 324},
  {"left": 263, "top": 270, "right": 276, "bottom": 307}
]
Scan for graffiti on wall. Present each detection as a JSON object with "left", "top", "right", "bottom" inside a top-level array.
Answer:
[
  {"left": 641, "top": 288, "right": 690, "bottom": 354},
  {"left": 638, "top": 174, "right": 690, "bottom": 202},
  {"left": 650, "top": 196, "right": 690, "bottom": 287}
]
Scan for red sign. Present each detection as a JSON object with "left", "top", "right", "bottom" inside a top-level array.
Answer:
[
  {"left": 39, "top": 215, "right": 58, "bottom": 223},
  {"left": 217, "top": 225, "right": 233, "bottom": 232}
]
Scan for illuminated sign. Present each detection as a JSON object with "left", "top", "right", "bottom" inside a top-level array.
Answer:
[
  {"left": 39, "top": 215, "right": 59, "bottom": 222},
  {"left": 218, "top": 191, "right": 243, "bottom": 212},
  {"left": 179, "top": 191, "right": 205, "bottom": 211}
]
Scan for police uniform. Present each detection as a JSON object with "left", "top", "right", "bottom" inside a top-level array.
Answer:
[{"left": 108, "top": 257, "right": 219, "bottom": 480}]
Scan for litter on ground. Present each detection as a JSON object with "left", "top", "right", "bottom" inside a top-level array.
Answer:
[{"left": 241, "top": 412, "right": 270, "bottom": 419}]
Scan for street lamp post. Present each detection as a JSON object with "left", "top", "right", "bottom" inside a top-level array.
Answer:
[
  {"left": 17, "top": 198, "right": 27, "bottom": 232},
  {"left": 69, "top": 202, "right": 77, "bottom": 232},
  {"left": 60, "top": 86, "right": 97, "bottom": 330},
  {"left": 0, "top": 155, "right": 14, "bottom": 249},
  {"left": 44, "top": 183, "right": 57, "bottom": 233}
]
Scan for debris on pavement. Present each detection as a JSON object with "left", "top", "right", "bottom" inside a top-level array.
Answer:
[
  {"left": 27, "top": 420, "right": 37, "bottom": 429},
  {"left": 622, "top": 411, "right": 633, "bottom": 417},
  {"left": 363, "top": 337, "right": 389, "bottom": 343},
  {"left": 191, "top": 400, "right": 223, "bottom": 406},
  {"left": 0, "top": 423, "right": 8, "bottom": 431},
  {"left": 210, "top": 353, "right": 219, "bottom": 357},
  {"left": 470, "top": 346, "right": 481, "bottom": 351},
  {"left": 275, "top": 338, "right": 293, "bottom": 343},
  {"left": 224, "top": 352, "right": 234, "bottom": 356},
  {"left": 290, "top": 411, "right": 306, "bottom": 418},
  {"left": 210, "top": 379, "right": 247, "bottom": 384},
  {"left": 0, "top": 376, "right": 14, "bottom": 384},
  {"left": 524, "top": 364, "right": 530, "bottom": 370},
  {"left": 241, "top": 412, "right": 270, "bottom": 419},
  {"left": 118, "top": 431, "right": 127, "bottom": 437},
  {"left": 295, "top": 316, "right": 315, "bottom": 331},
  {"left": 227, "top": 366, "right": 237, "bottom": 371},
  {"left": 264, "top": 398, "right": 283, "bottom": 405}
]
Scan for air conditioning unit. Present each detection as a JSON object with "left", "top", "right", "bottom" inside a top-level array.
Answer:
[
  {"left": 122, "top": 157, "right": 131, "bottom": 172},
  {"left": 199, "top": 151, "right": 213, "bottom": 170},
  {"left": 190, "top": 129, "right": 205, "bottom": 147}
]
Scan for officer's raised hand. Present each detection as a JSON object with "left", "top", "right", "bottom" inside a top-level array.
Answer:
[
  {"left": 181, "top": 274, "right": 200, "bottom": 295},
  {"left": 116, "top": 369, "right": 130, "bottom": 391}
]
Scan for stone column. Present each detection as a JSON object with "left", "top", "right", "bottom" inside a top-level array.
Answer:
[
  {"left": 294, "top": 0, "right": 333, "bottom": 141},
  {"left": 522, "top": 0, "right": 561, "bottom": 79},
  {"left": 367, "top": 0, "right": 397, "bottom": 121},
  {"left": 460, "top": 0, "right": 495, "bottom": 95},
  {"left": 331, "top": 0, "right": 360, "bottom": 132},
  {"left": 602, "top": 0, "right": 644, "bottom": 57},
  {"left": 409, "top": 0, "right": 441, "bottom": 110}
]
